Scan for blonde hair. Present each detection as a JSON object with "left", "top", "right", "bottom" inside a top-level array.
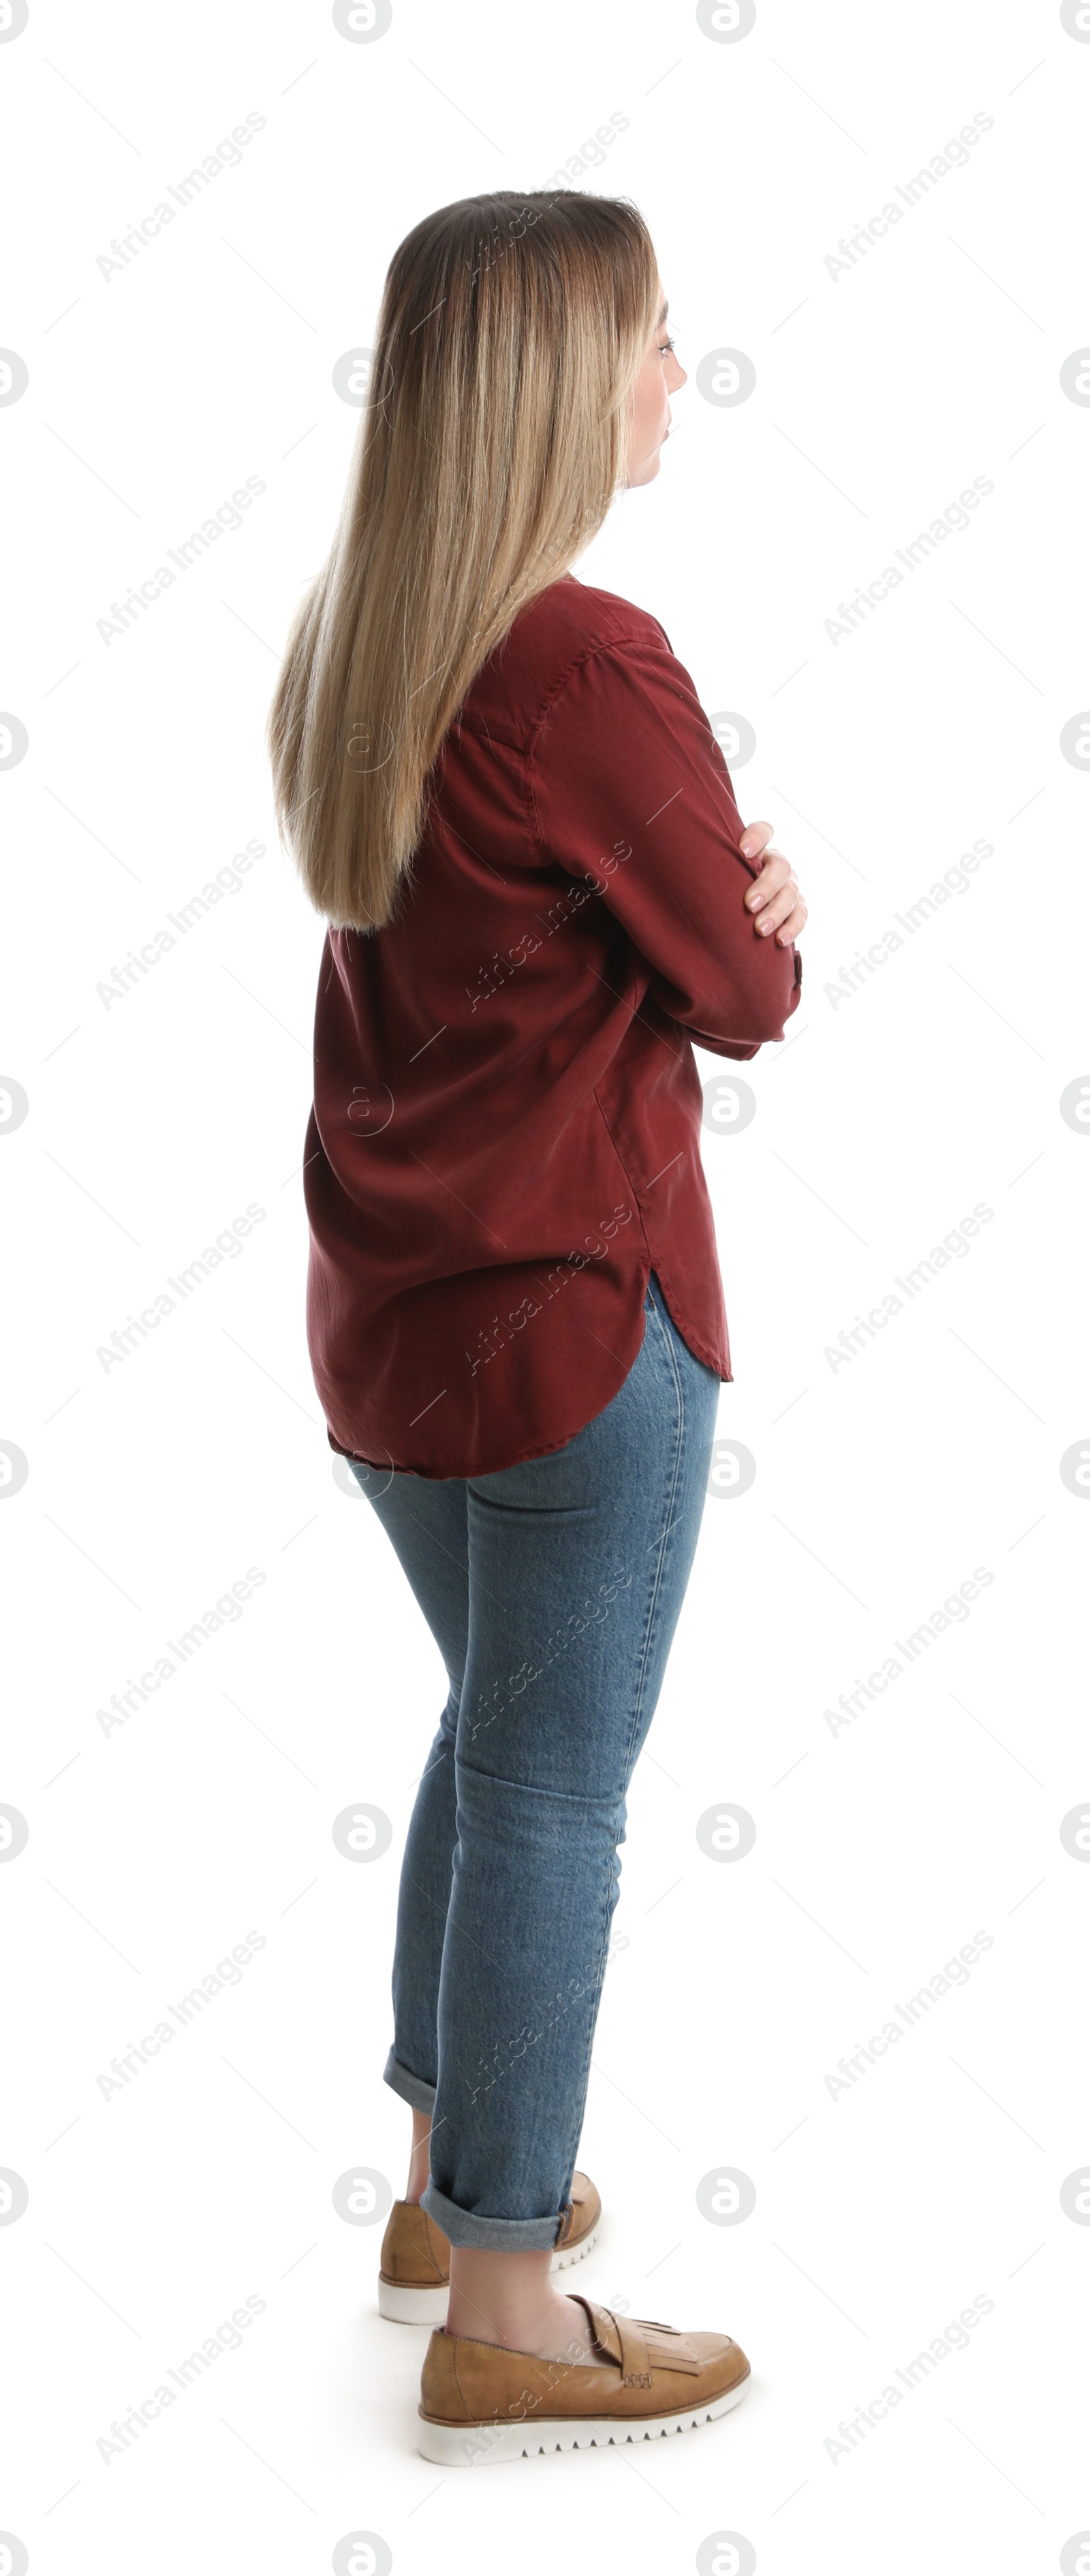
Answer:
[{"left": 266, "top": 190, "right": 660, "bottom": 931}]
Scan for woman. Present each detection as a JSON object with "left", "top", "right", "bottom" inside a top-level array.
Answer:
[{"left": 268, "top": 189, "right": 807, "bottom": 2466}]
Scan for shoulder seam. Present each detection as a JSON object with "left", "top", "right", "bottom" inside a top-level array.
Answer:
[
  {"left": 524, "top": 627, "right": 673, "bottom": 859},
  {"left": 527, "top": 624, "right": 669, "bottom": 752},
  {"left": 456, "top": 612, "right": 668, "bottom": 754}
]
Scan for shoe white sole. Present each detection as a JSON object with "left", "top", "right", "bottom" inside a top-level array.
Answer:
[
  {"left": 417, "top": 2372, "right": 749, "bottom": 2466},
  {"left": 378, "top": 2221, "right": 600, "bottom": 2325}
]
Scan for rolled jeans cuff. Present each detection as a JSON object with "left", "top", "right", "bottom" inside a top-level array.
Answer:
[
  {"left": 420, "top": 2179, "right": 570, "bottom": 2252},
  {"left": 384, "top": 2047, "right": 437, "bottom": 2113}
]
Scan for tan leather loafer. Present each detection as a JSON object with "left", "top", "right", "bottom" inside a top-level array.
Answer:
[
  {"left": 377, "top": 2171, "right": 602, "bottom": 2324},
  {"left": 416, "top": 2292, "right": 750, "bottom": 2463}
]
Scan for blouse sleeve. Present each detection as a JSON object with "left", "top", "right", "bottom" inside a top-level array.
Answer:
[{"left": 529, "top": 632, "right": 802, "bottom": 1057}]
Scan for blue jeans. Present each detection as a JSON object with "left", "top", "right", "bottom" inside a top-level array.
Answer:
[{"left": 347, "top": 1272, "right": 720, "bottom": 2250}]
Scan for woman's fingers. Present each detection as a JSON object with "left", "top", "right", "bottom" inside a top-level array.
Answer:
[
  {"left": 773, "top": 895, "right": 809, "bottom": 945},
  {"left": 738, "top": 819, "right": 775, "bottom": 865},
  {"left": 745, "top": 848, "right": 792, "bottom": 911},
  {"left": 738, "top": 824, "right": 807, "bottom": 942},
  {"left": 753, "top": 884, "right": 807, "bottom": 940},
  {"left": 749, "top": 863, "right": 807, "bottom": 942},
  {"left": 756, "top": 888, "right": 800, "bottom": 933}
]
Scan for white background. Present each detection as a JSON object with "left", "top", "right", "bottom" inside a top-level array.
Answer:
[{"left": 2, "top": 0, "right": 1087, "bottom": 2568}]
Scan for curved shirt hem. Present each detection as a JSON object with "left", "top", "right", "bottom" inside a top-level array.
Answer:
[{"left": 324, "top": 1266, "right": 730, "bottom": 1481}]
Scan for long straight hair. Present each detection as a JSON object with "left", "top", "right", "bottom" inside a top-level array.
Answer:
[{"left": 267, "top": 190, "right": 660, "bottom": 931}]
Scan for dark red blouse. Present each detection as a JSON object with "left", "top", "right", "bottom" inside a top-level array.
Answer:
[{"left": 303, "top": 574, "right": 802, "bottom": 1478}]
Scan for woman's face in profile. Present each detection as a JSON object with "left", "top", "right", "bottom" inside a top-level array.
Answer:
[{"left": 626, "top": 283, "right": 687, "bottom": 486}]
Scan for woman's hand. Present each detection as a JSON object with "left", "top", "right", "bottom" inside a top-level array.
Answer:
[{"left": 738, "top": 820, "right": 808, "bottom": 947}]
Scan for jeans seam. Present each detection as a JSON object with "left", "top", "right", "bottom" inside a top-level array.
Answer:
[
  {"left": 620, "top": 1289, "right": 687, "bottom": 1786},
  {"left": 552, "top": 1305, "right": 687, "bottom": 2195},
  {"left": 555, "top": 1836, "right": 621, "bottom": 2201}
]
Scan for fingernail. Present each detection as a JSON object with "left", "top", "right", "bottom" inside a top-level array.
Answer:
[{"left": 758, "top": 917, "right": 773, "bottom": 935}]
